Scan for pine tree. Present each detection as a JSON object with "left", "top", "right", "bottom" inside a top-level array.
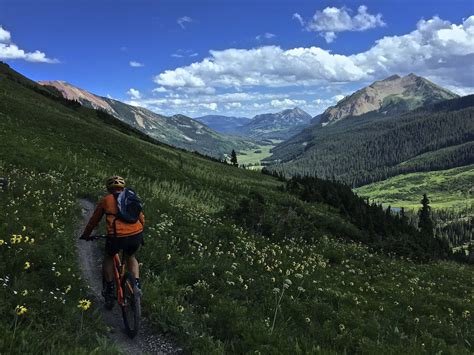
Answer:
[
  {"left": 230, "top": 149, "right": 238, "bottom": 167},
  {"left": 418, "top": 194, "right": 434, "bottom": 238}
]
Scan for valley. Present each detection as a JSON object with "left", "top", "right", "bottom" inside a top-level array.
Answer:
[{"left": 1, "top": 62, "right": 472, "bottom": 353}]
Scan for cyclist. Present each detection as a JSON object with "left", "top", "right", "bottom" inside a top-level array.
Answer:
[{"left": 81, "top": 176, "right": 144, "bottom": 306}]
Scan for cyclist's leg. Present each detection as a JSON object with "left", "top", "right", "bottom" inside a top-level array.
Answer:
[
  {"left": 123, "top": 233, "right": 143, "bottom": 286},
  {"left": 102, "top": 255, "right": 115, "bottom": 282}
]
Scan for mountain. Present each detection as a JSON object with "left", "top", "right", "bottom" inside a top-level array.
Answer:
[
  {"left": 318, "top": 73, "right": 459, "bottom": 125},
  {"left": 265, "top": 93, "right": 474, "bottom": 186},
  {"left": 235, "top": 107, "right": 313, "bottom": 140},
  {"left": 38, "top": 80, "right": 257, "bottom": 158},
  {"left": 0, "top": 61, "right": 471, "bottom": 354},
  {"left": 194, "top": 115, "right": 251, "bottom": 134}
]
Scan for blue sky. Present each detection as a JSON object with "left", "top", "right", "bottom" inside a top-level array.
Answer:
[{"left": 1, "top": 0, "right": 473, "bottom": 117}]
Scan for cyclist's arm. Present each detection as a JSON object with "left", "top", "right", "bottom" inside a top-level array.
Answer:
[
  {"left": 82, "top": 200, "right": 105, "bottom": 238},
  {"left": 139, "top": 211, "right": 145, "bottom": 227}
]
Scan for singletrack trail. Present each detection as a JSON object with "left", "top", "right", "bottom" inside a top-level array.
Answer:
[{"left": 76, "top": 199, "right": 181, "bottom": 355}]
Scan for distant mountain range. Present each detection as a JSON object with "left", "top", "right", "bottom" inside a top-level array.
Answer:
[
  {"left": 38, "top": 80, "right": 257, "bottom": 158},
  {"left": 264, "top": 75, "right": 473, "bottom": 186},
  {"left": 194, "top": 115, "right": 251, "bottom": 134},
  {"left": 317, "top": 73, "right": 458, "bottom": 125},
  {"left": 197, "top": 107, "right": 313, "bottom": 141}
]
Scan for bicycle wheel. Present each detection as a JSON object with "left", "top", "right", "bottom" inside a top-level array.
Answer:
[{"left": 121, "top": 272, "right": 141, "bottom": 338}]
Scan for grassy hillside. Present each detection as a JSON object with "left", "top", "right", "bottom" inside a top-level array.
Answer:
[
  {"left": 355, "top": 165, "right": 474, "bottom": 210},
  {"left": 0, "top": 63, "right": 473, "bottom": 353}
]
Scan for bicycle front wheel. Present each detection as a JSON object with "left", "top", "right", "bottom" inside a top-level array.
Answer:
[{"left": 121, "top": 272, "right": 141, "bottom": 338}]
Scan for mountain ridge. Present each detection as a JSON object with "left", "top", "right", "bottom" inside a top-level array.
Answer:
[
  {"left": 318, "top": 73, "right": 459, "bottom": 125},
  {"left": 38, "top": 80, "right": 257, "bottom": 158}
]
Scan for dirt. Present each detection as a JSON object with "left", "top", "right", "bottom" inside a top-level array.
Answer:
[{"left": 76, "top": 198, "right": 182, "bottom": 355}]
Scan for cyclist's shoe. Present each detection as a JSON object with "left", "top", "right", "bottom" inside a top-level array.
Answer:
[{"left": 102, "top": 281, "right": 115, "bottom": 310}]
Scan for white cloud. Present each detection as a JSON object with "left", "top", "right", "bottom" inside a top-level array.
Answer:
[
  {"left": 297, "top": 5, "right": 385, "bottom": 42},
  {"left": 153, "top": 16, "right": 474, "bottom": 92},
  {"left": 256, "top": 32, "right": 276, "bottom": 41},
  {"left": 292, "top": 13, "right": 304, "bottom": 27},
  {"left": 0, "top": 26, "right": 11, "bottom": 43},
  {"left": 171, "top": 53, "right": 184, "bottom": 58},
  {"left": 200, "top": 102, "right": 218, "bottom": 111},
  {"left": 129, "top": 61, "right": 144, "bottom": 67},
  {"left": 0, "top": 25, "right": 58, "bottom": 63},
  {"left": 270, "top": 98, "right": 306, "bottom": 109},
  {"left": 152, "top": 86, "right": 168, "bottom": 93},
  {"left": 177, "top": 16, "right": 193, "bottom": 29},
  {"left": 126, "top": 88, "right": 142, "bottom": 99}
]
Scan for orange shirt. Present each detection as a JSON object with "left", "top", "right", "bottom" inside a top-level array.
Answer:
[{"left": 83, "top": 193, "right": 144, "bottom": 238}]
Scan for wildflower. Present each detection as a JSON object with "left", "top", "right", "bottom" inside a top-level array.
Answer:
[
  {"left": 339, "top": 324, "right": 345, "bottom": 332},
  {"left": 24, "top": 261, "right": 31, "bottom": 270},
  {"left": 166, "top": 254, "right": 171, "bottom": 261},
  {"left": 379, "top": 306, "right": 384, "bottom": 311},
  {"left": 305, "top": 317, "right": 311, "bottom": 323},
  {"left": 24, "top": 236, "right": 30, "bottom": 243},
  {"left": 177, "top": 305, "right": 184, "bottom": 313},
  {"left": 414, "top": 317, "right": 420, "bottom": 324},
  {"left": 15, "top": 305, "right": 28, "bottom": 316},
  {"left": 272, "top": 287, "right": 280, "bottom": 294},
  {"left": 21, "top": 289, "right": 28, "bottom": 296},
  {"left": 297, "top": 286, "right": 306, "bottom": 293},
  {"left": 407, "top": 306, "right": 413, "bottom": 312},
  {"left": 462, "top": 310, "right": 471, "bottom": 319},
  {"left": 77, "top": 299, "right": 92, "bottom": 311},
  {"left": 65, "top": 285, "right": 72, "bottom": 293},
  {"left": 295, "top": 273, "right": 303, "bottom": 279},
  {"left": 0, "top": 239, "right": 4, "bottom": 246},
  {"left": 29, "top": 238, "right": 35, "bottom": 244},
  {"left": 22, "top": 226, "right": 26, "bottom": 232},
  {"left": 243, "top": 284, "right": 248, "bottom": 290},
  {"left": 55, "top": 271, "right": 61, "bottom": 277}
]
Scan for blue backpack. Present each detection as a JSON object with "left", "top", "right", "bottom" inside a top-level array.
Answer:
[{"left": 114, "top": 188, "right": 143, "bottom": 223}]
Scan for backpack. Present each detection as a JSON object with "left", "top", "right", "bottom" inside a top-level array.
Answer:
[{"left": 113, "top": 188, "right": 143, "bottom": 223}]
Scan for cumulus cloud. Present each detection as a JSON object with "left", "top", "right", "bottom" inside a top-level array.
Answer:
[
  {"left": 153, "top": 16, "right": 474, "bottom": 93},
  {"left": 129, "top": 60, "right": 144, "bottom": 67},
  {"left": 126, "top": 88, "right": 142, "bottom": 99},
  {"left": 0, "top": 25, "right": 58, "bottom": 63},
  {"left": 0, "top": 26, "right": 11, "bottom": 43},
  {"left": 296, "top": 5, "right": 385, "bottom": 42},
  {"left": 270, "top": 98, "right": 306, "bottom": 109},
  {"left": 256, "top": 32, "right": 276, "bottom": 41},
  {"left": 200, "top": 102, "right": 218, "bottom": 111},
  {"left": 177, "top": 16, "right": 193, "bottom": 29}
]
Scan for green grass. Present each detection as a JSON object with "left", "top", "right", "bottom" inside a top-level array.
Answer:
[
  {"left": 355, "top": 165, "right": 474, "bottom": 210},
  {"left": 1, "top": 63, "right": 473, "bottom": 354},
  {"left": 238, "top": 140, "right": 282, "bottom": 169}
]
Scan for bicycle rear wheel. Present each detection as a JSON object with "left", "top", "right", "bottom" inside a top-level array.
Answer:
[{"left": 121, "top": 272, "right": 141, "bottom": 338}]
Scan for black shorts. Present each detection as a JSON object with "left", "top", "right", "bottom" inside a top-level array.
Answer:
[{"left": 105, "top": 233, "right": 143, "bottom": 257}]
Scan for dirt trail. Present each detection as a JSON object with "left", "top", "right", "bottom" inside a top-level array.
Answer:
[{"left": 76, "top": 198, "right": 181, "bottom": 355}]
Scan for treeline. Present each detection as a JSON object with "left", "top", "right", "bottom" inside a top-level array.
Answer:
[
  {"left": 231, "top": 170, "right": 452, "bottom": 261},
  {"left": 266, "top": 96, "right": 474, "bottom": 186}
]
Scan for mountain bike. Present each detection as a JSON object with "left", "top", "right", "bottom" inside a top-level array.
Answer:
[{"left": 81, "top": 235, "right": 141, "bottom": 338}]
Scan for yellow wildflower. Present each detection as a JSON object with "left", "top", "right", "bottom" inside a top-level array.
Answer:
[
  {"left": 305, "top": 317, "right": 311, "bottom": 323},
  {"left": 24, "top": 261, "right": 31, "bottom": 270},
  {"left": 15, "top": 305, "right": 28, "bottom": 316},
  {"left": 55, "top": 271, "right": 61, "bottom": 277},
  {"left": 29, "top": 238, "right": 35, "bottom": 244},
  {"left": 77, "top": 299, "right": 92, "bottom": 311},
  {"left": 177, "top": 305, "right": 184, "bottom": 313},
  {"left": 65, "top": 285, "right": 72, "bottom": 293},
  {"left": 21, "top": 289, "right": 28, "bottom": 296},
  {"left": 22, "top": 226, "right": 26, "bottom": 232},
  {"left": 166, "top": 254, "right": 172, "bottom": 261},
  {"left": 0, "top": 239, "right": 4, "bottom": 246}
]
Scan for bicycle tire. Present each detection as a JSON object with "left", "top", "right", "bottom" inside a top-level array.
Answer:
[{"left": 121, "top": 272, "right": 141, "bottom": 338}]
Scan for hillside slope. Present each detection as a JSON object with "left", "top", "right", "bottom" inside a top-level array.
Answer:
[
  {"left": 1, "top": 62, "right": 472, "bottom": 354},
  {"left": 39, "top": 80, "right": 257, "bottom": 158},
  {"left": 266, "top": 95, "right": 474, "bottom": 186}
]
